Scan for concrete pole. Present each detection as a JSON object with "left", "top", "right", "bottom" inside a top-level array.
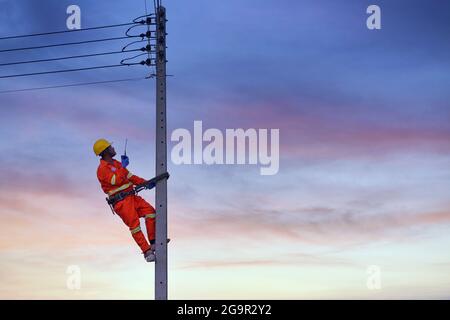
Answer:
[{"left": 154, "top": 5, "right": 168, "bottom": 300}]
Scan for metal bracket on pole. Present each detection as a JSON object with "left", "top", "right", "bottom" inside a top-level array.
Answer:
[{"left": 154, "top": 5, "right": 168, "bottom": 300}]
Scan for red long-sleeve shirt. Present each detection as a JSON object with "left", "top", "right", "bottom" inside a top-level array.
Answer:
[{"left": 97, "top": 159, "right": 146, "bottom": 196}]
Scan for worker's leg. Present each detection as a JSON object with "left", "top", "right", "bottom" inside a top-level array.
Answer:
[
  {"left": 134, "top": 195, "right": 156, "bottom": 246},
  {"left": 114, "top": 197, "right": 151, "bottom": 253}
]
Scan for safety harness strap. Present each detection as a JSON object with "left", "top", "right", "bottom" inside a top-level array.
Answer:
[{"left": 145, "top": 213, "right": 156, "bottom": 219}]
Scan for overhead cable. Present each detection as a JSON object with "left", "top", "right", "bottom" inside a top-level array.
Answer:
[
  {"left": 0, "top": 48, "right": 153, "bottom": 67},
  {"left": 0, "top": 21, "right": 153, "bottom": 41},
  {"left": 0, "top": 62, "right": 144, "bottom": 79},
  {"left": 0, "top": 35, "right": 150, "bottom": 53},
  {"left": 0, "top": 77, "right": 149, "bottom": 94}
]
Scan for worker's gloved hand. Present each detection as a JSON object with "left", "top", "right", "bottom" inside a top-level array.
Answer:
[
  {"left": 156, "top": 172, "right": 170, "bottom": 181},
  {"left": 143, "top": 172, "right": 169, "bottom": 190},
  {"left": 121, "top": 155, "right": 130, "bottom": 168},
  {"left": 145, "top": 181, "right": 156, "bottom": 190}
]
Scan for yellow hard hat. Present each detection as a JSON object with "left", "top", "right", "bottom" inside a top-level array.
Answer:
[{"left": 93, "top": 139, "right": 112, "bottom": 156}]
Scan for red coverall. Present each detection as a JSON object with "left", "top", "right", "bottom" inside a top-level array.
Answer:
[{"left": 97, "top": 159, "right": 155, "bottom": 253}]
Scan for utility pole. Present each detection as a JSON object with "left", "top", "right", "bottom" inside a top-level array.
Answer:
[{"left": 154, "top": 5, "right": 168, "bottom": 300}]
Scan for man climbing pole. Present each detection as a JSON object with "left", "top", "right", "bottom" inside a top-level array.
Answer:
[{"left": 93, "top": 138, "right": 169, "bottom": 262}]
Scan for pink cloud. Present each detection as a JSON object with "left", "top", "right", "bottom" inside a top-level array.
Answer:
[
  {"left": 170, "top": 206, "right": 450, "bottom": 247},
  {"left": 196, "top": 100, "right": 450, "bottom": 160},
  {"left": 178, "top": 252, "right": 359, "bottom": 269}
]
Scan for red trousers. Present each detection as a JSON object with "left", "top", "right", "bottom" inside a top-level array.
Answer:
[{"left": 113, "top": 195, "right": 156, "bottom": 253}]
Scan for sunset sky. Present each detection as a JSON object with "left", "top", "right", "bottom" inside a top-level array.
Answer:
[{"left": 0, "top": 0, "right": 449, "bottom": 299}]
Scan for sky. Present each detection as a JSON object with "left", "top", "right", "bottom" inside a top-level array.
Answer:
[{"left": 0, "top": 0, "right": 449, "bottom": 299}]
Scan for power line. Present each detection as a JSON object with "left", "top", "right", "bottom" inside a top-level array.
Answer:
[
  {"left": 0, "top": 77, "right": 149, "bottom": 94},
  {"left": 0, "top": 48, "right": 151, "bottom": 67},
  {"left": 0, "top": 63, "right": 144, "bottom": 79},
  {"left": 0, "top": 15, "right": 155, "bottom": 84},
  {"left": 146, "top": 0, "right": 157, "bottom": 77},
  {"left": 0, "top": 22, "right": 144, "bottom": 41},
  {"left": 0, "top": 35, "right": 142, "bottom": 53},
  {"left": 145, "top": 0, "right": 152, "bottom": 60}
]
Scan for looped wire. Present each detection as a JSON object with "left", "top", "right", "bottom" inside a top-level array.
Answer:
[
  {"left": 122, "top": 40, "right": 146, "bottom": 52},
  {"left": 120, "top": 53, "right": 153, "bottom": 66},
  {"left": 133, "top": 14, "right": 155, "bottom": 24},
  {"left": 125, "top": 25, "right": 154, "bottom": 38}
]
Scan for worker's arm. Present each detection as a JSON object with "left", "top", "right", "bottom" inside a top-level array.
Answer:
[
  {"left": 142, "top": 172, "right": 170, "bottom": 189},
  {"left": 127, "top": 172, "right": 147, "bottom": 185},
  {"left": 133, "top": 172, "right": 170, "bottom": 191}
]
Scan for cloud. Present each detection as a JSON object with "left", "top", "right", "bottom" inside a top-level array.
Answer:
[
  {"left": 1, "top": 0, "right": 450, "bottom": 299},
  {"left": 167, "top": 93, "right": 450, "bottom": 162},
  {"left": 171, "top": 206, "right": 450, "bottom": 247},
  {"left": 0, "top": 88, "right": 155, "bottom": 143},
  {"left": 178, "top": 251, "right": 360, "bottom": 270}
]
